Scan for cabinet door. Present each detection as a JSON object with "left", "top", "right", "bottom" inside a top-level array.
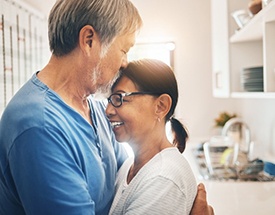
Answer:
[
  {"left": 211, "top": 0, "right": 230, "bottom": 97},
  {"left": 264, "top": 20, "right": 275, "bottom": 93}
]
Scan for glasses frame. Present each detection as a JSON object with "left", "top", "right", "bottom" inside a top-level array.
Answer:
[{"left": 107, "top": 92, "right": 159, "bottom": 108}]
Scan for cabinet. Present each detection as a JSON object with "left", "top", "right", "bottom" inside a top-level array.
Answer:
[{"left": 211, "top": 0, "right": 275, "bottom": 98}]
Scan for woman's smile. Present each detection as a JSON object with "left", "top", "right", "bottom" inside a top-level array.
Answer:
[{"left": 111, "top": 121, "right": 124, "bottom": 129}]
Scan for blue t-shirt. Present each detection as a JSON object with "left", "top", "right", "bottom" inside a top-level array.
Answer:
[{"left": 0, "top": 73, "right": 127, "bottom": 215}]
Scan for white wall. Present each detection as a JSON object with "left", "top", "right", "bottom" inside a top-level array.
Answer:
[
  {"left": 238, "top": 99, "right": 275, "bottom": 159},
  {"left": 22, "top": 0, "right": 55, "bottom": 16},
  {"left": 131, "top": 0, "right": 238, "bottom": 138},
  {"left": 22, "top": 0, "right": 275, "bottom": 158},
  {"left": 131, "top": 0, "right": 275, "bottom": 159}
]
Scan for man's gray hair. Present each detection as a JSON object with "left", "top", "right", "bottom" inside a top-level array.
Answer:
[{"left": 48, "top": 0, "right": 142, "bottom": 56}]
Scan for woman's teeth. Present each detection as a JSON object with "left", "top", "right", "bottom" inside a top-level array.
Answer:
[{"left": 111, "top": 122, "right": 124, "bottom": 128}]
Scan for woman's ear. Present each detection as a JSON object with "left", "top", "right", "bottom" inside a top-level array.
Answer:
[
  {"left": 79, "top": 25, "right": 95, "bottom": 53},
  {"left": 155, "top": 94, "right": 172, "bottom": 120}
]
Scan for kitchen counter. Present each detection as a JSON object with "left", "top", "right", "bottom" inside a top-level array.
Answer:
[{"left": 185, "top": 141, "right": 275, "bottom": 215}]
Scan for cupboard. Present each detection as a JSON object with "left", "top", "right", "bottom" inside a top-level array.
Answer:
[{"left": 211, "top": 0, "right": 275, "bottom": 98}]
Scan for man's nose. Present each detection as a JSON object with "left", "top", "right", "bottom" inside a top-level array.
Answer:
[{"left": 121, "top": 55, "right": 128, "bottom": 69}]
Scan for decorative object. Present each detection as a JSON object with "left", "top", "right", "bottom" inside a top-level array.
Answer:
[
  {"left": 231, "top": 10, "right": 252, "bottom": 29},
  {"left": 214, "top": 112, "right": 237, "bottom": 127},
  {"left": 248, "top": 0, "right": 262, "bottom": 15}
]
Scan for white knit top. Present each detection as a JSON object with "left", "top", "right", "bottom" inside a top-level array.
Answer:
[{"left": 109, "top": 147, "right": 197, "bottom": 215}]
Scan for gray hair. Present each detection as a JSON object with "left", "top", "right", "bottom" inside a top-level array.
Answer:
[{"left": 48, "top": 0, "right": 142, "bottom": 56}]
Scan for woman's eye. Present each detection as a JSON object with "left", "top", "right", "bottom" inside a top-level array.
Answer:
[{"left": 114, "top": 97, "right": 121, "bottom": 103}]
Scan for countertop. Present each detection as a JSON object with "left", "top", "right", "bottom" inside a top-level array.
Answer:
[{"left": 185, "top": 141, "right": 275, "bottom": 215}]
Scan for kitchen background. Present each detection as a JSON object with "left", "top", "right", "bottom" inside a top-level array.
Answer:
[{"left": 1, "top": 0, "right": 275, "bottom": 161}]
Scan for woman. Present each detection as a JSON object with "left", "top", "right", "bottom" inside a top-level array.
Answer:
[{"left": 106, "top": 59, "right": 197, "bottom": 214}]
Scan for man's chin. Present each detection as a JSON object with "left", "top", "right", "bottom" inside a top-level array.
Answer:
[
  {"left": 93, "top": 86, "right": 111, "bottom": 101},
  {"left": 93, "top": 71, "right": 121, "bottom": 100}
]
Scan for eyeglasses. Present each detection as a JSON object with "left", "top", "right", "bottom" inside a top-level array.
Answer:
[{"left": 107, "top": 92, "right": 159, "bottom": 108}]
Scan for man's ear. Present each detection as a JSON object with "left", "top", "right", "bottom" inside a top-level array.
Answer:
[
  {"left": 79, "top": 25, "right": 95, "bottom": 52},
  {"left": 155, "top": 94, "right": 172, "bottom": 120}
]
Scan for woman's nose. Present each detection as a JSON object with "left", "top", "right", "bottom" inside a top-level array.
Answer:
[{"left": 105, "top": 102, "right": 116, "bottom": 118}]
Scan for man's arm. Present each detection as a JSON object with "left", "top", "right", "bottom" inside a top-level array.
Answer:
[{"left": 190, "top": 183, "right": 214, "bottom": 215}]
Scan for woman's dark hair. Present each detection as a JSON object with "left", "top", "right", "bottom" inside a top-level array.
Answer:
[
  {"left": 170, "top": 117, "right": 189, "bottom": 153},
  {"left": 112, "top": 59, "right": 188, "bottom": 153}
]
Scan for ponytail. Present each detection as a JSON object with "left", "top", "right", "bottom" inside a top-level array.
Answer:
[{"left": 170, "top": 117, "right": 188, "bottom": 153}]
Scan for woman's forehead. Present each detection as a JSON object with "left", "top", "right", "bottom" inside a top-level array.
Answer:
[{"left": 112, "top": 76, "right": 137, "bottom": 92}]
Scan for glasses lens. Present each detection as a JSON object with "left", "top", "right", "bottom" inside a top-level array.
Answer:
[{"left": 110, "top": 94, "right": 122, "bottom": 107}]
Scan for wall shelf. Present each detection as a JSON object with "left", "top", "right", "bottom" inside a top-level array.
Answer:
[
  {"left": 230, "top": 1, "right": 275, "bottom": 43},
  {"left": 231, "top": 92, "right": 275, "bottom": 99},
  {"left": 211, "top": 0, "right": 275, "bottom": 99}
]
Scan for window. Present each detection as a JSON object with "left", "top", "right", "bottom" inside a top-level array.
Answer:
[{"left": 128, "top": 42, "right": 175, "bottom": 68}]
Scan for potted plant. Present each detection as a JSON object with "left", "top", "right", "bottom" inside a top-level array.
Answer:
[{"left": 213, "top": 112, "right": 237, "bottom": 135}]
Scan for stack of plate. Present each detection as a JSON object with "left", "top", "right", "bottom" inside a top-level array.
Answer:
[{"left": 241, "top": 66, "right": 263, "bottom": 92}]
